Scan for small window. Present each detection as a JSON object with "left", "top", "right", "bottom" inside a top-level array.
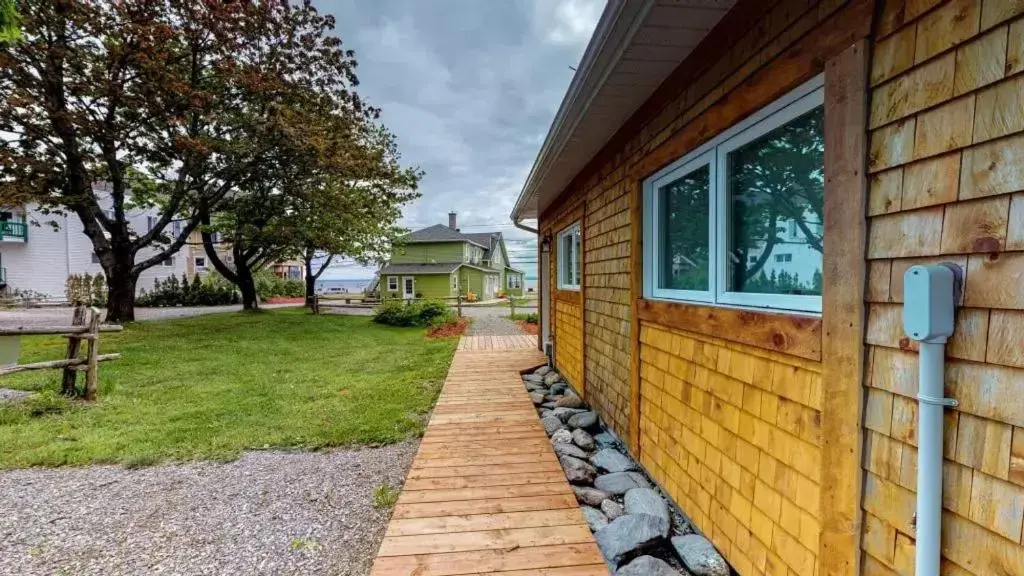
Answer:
[
  {"left": 162, "top": 257, "right": 175, "bottom": 267},
  {"left": 451, "top": 274, "right": 459, "bottom": 290},
  {"left": 387, "top": 276, "right": 398, "bottom": 291},
  {"left": 557, "top": 223, "right": 581, "bottom": 290},
  {"left": 508, "top": 275, "right": 521, "bottom": 289},
  {"left": 644, "top": 76, "right": 824, "bottom": 313},
  {"left": 195, "top": 257, "right": 206, "bottom": 269},
  {"left": 172, "top": 221, "right": 182, "bottom": 237}
]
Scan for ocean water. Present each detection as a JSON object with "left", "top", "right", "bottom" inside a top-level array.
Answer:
[{"left": 315, "top": 278, "right": 373, "bottom": 294}]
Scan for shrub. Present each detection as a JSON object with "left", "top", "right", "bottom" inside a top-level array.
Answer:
[
  {"left": 254, "top": 269, "right": 304, "bottom": 299},
  {"left": 65, "top": 273, "right": 107, "bottom": 306},
  {"left": 137, "top": 273, "right": 238, "bottom": 307},
  {"left": 373, "top": 298, "right": 455, "bottom": 328}
]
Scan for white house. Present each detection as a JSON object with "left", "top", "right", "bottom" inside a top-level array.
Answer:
[{"left": 1, "top": 198, "right": 188, "bottom": 300}]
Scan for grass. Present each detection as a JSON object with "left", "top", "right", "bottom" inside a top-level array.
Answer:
[
  {"left": 508, "top": 311, "right": 539, "bottom": 324},
  {"left": 0, "top": 309, "right": 457, "bottom": 469},
  {"left": 372, "top": 481, "right": 401, "bottom": 509}
]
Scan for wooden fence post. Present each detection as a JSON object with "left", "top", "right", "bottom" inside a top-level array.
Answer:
[
  {"left": 456, "top": 293, "right": 463, "bottom": 318},
  {"left": 509, "top": 294, "right": 516, "bottom": 319},
  {"left": 60, "top": 304, "right": 86, "bottom": 396},
  {"left": 83, "top": 307, "right": 101, "bottom": 401}
]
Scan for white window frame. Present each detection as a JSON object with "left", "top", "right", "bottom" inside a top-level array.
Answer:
[
  {"left": 643, "top": 75, "right": 824, "bottom": 314},
  {"left": 556, "top": 222, "right": 581, "bottom": 291},
  {"left": 387, "top": 276, "right": 398, "bottom": 291},
  {"left": 195, "top": 256, "right": 207, "bottom": 270}
]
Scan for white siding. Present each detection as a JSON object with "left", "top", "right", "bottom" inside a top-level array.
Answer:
[{"left": 1, "top": 201, "right": 187, "bottom": 300}]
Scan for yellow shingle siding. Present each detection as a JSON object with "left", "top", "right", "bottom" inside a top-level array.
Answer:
[
  {"left": 554, "top": 299, "right": 584, "bottom": 394},
  {"left": 866, "top": 1, "right": 1024, "bottom": 574}
]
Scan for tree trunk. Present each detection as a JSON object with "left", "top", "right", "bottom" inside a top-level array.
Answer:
[
  {"left": 105, "top": 268, "right": 137, "bottom": 323},
  {"left": 305, "top": 272, "right": 316, "bottom": 308},
  {"left": 238, "top": 267, "right": 259, "bottom": 311}
]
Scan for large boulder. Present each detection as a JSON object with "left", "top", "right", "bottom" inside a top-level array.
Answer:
[
  {"left": 543, "top": 371, "right": 562, "bottom": 386},
  {"left": 542, "top": 416, "right": 565, "bottom": 436},
  {"left": 625, "top": 488, "right": 670, "bottom": 532},
  {"left": 594, "top": 514, "right": 666, "bottom": 567},
  {"left": 559, "top": 455, "right": 597, "bottom": 484},
  {"left": 581, "top": 506, "right": 609, "bottom": 532},
  {"left": 554, "top": 442, "right": 590, "bottom": 460},
  {"left": 555, "top": 394, "right": 585, "bottom": 409},
  {"left": 601, "top": 499, "right": 625, "bottom": 520},
  {"left": 594, "top": 431, "right": 618, "bottom": 449},
  {"left": 595, "top": 472, "right": 651, "bottom": 495},
  {"left": 572, "top": 428, "right": 596, "bottom": 451},
  {"left": 671, "top": 535, "right": 730, "bottom": 576},
  {"left": 592, "top": 448, "right": 637, "bottom": 473},
  {"left": 568, "top": 411, "right": 598, "bottom": 430},
  {"left": 573, "top": 486, "right": 612, "bottom": 506},
  {"left": 550, "top": 429, "right": 573, "bottom": 444},
  {"left": 551, "top": 407, "right": 586, "bottom": 423},
  {"left": 617, "top": 556, "right": 683, "bottom": 576}
]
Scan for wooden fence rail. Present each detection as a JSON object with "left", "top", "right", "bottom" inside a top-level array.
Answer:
[{"left": 0, "top": 305, "right": 121, "bottom": 400}]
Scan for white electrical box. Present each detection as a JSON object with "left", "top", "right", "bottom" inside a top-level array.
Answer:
[{"left": 903, "top": 265, "right": 957, "bottom": 343}]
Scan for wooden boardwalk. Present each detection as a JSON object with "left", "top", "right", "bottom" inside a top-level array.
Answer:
[{"left": 370, "top": 336, "right": 609, "bottom": 576}]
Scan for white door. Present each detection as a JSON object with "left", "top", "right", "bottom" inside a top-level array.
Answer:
[{"left": 403, "top": 276, "right": 415, "bottom": 300}]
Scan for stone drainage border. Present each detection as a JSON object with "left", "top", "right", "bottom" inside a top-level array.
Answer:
[{"left": 523, "top": 365, "right": 733, "bottom": 576}]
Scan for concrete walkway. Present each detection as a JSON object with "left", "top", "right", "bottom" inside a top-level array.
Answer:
[{"left": 370, "top": 335, "right": 606, "bottom": 575}]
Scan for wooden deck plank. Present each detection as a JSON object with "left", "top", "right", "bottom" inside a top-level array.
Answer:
[{"left": 371, "top": 336, "right": 607, "bottom": 575}]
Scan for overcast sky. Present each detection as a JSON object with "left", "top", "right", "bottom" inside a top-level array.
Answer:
[{"left": 318, "top": 0, "right": 603, "bottom": 280}]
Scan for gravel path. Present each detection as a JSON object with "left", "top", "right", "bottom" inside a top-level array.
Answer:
[
  {"left": 464, "top": 307, "right": 526, "bottom": 336},
  {"left": 0, "top": 442, "right": 418, "bottom": 576},
  {"left": 0, "top": 304, "right": 302, "bottom": 327}
]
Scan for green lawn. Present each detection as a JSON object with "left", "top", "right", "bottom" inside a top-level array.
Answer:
[{"left": 0, "top": 309, "right": 457, "bottom": 469}]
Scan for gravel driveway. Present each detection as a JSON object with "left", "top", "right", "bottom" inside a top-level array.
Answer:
[
  {"left": 0, "top": 304, "right": 302, "bottom": 327},
  {"left": 0, "top": 442, "right": 418, "bottom": 576}
]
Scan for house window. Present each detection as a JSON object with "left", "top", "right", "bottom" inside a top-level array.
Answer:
[
  {"left": 195, "top": 257, "right": 206, "bottom": 270},
  {"left": 557, "top": 223, "right": 581, "bottom": 290},
  {"left": 387, "top": 276, "right": 398, "bottom": 291},
  {"left": 451, "top": 274, "right": 459, "bottom": 291},
  {"left": 643, "top": 76, "right": 824, "bottom": 313},
  {"left": 147, "top": 216, "right": 156, "bottom": 232},
  {"left": 172, "top": 220, "right": 182, "bottom": 237},
  {"left": 508, "top": 275, "right": 521, "bottom": 289},
  {"left": 162, "top": 257, "right": 175, "bottom": 267}
]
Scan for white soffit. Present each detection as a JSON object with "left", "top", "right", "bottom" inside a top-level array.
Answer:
[{"left": 512, "top": 0, "right": 736, "bottom": 222}]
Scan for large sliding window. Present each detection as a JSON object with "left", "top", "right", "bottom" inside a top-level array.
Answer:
[
  {"left": 644, "top": 77, "right": 824, "bottom": 313},
  {"left": 557, "top": 222, "right": 581, "bottom": 290}
]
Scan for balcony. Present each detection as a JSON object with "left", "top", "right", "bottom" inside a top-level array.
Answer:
[{"left": 0, "top": 221, "right": 27, "bottom": 242}]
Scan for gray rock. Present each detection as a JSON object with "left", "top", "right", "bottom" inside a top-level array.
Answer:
[
  {"left": 601, "top": 499, "right": 625, "bottom": 520},
  {"left": 594, "top": 472, "right": 651, "bottom": 495},
  {"left": 0, "top": 388, "right": 33, "bottom": 403},
  {"left": 541, "top": 401, "right": 558, "bottom": 409},
  {"left": 543, "top": 372, "right": 562, "bottom": 385},
  {"left": 581, "top": 506, "right": 609, "bottom": 532},
  {"left": 555, "top": 394, "right": 585, "bottom": 409},
  {"left": 625, "top": 488, "right": 670, "bottom": 529},
  {"left": 617, "top": 556, "right": 682, "bottom": 576},
  {"left": 550, "top": 382, "right": 569, "bottom": 395},
  {"left": 539, "top": 409, "right": 553, "bottom": 419},
  {"left": 572, "top": 428, "right": 596, "bottom": 451},
  {"left": 551, "top": 407, "right": 586, "bottom": 422},
  {"left": 524, "top": 381, "right": 547, "bottom": 392},
  {"left": 523, "top": 373, "right": 544, "bottom": 383},
  {"left": 671, "top": 535, "right": 729, "bottom": 576},
  {"left": 573, "top": 486, "right": 612, "bottom": 506},
  {"left": 534, "top": 365, "right": 552, "bottom": 377},
  {"left": 545, "top": 394, "right": 562, "bottom": 403},
  {"left": 554, "top": 442, "right": 590, "bottom": 460},
  {"left": 568, "top": 411, "right": 598, "bottom": 430},
  {"left": 594, "top": 431, "right": 618, "bottom": 448},
  {"left": 559, "top": 455, "right": 597, "bottom": 485},
  {"left": 594, "top": 514, "right": 666, "bottom": 566},
  {"left": 542, "top": 416, "right": 565, "bottom": 436},
  {"left": 529, "top": 392, "right": 545, "bottom": 405},
  {"left": 550, "top": 429, "right": 573, "bottom": 444},
  {"left": 592, "top": 448, "right": 637, "bottom": 473}
]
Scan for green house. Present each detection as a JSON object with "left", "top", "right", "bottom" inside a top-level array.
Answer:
[{"left": 379, "top": 214, "right": 525, "bottom": 301}]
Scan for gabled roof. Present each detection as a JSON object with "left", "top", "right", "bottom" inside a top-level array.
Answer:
[
  {"left": 380, "top": 263, "right": 462, "bottom": 275},
  {"left": 401, "top": 224, "right": 488, "bottom": 249},
  {"left": 463, "top": 232, "right": 501, "bottom": 260}
]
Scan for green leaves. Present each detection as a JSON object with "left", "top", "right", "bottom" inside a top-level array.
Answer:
[{"left": 0, "top": 0, "right": 19, "bottom": 43}]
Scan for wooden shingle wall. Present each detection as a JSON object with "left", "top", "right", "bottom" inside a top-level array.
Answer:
[
  {"left": 864, "top": 1, "right": 1024, "bottom": 574},
  {"left": 554, "top": 297, "right": 584, "bottom": 393},
  {"left": 640, "top": 323, "right": 824, "bottom": 576}
]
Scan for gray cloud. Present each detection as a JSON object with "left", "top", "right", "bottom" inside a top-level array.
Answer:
[{"left": 319, "top": 0, "right": 602, "bottom": 279}]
